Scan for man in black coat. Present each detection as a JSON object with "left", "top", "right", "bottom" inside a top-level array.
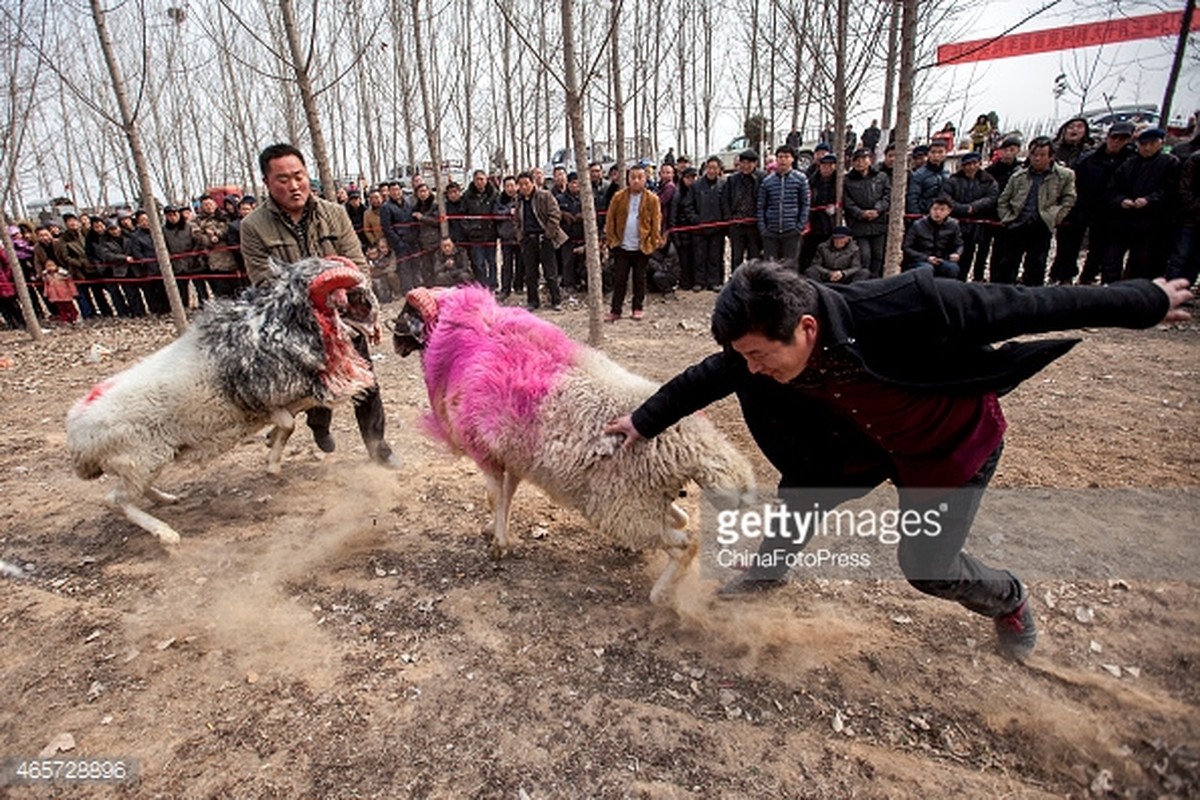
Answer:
[
  {"left": 944, "top": 152, "right": 999, "bottom": 281},
  {"left": 1105, "top": 127, "right": 1180, "bottom": 281},
  {"left": 605, "top": 261, "right": 1191, "bottom": 660}
]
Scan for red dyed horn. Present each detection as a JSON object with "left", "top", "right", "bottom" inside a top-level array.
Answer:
[{"left": 309, "top": 265, "right": 365, "bottom": 312}]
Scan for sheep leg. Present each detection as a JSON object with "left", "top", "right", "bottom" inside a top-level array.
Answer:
[
  {"left": 107, "top": 486, "right": 181, "bottom": 545},
  {"left": 144, "top": 486, "right": 179, "bottom": 504},
  {"left": 265, "top": 408, "right": 299, "bottom": 475},
  {"left": 489, "top": 469, "right": 521, "bottom": 560},
  {"left": 649, "top": 505, "right": 698, "bottom": 605}
]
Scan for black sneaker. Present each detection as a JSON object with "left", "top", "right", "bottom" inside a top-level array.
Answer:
[
  {"left": 994, "top": 591, "right": 1037, "bottom": 660},
  {"left": 313, "top": 432, "right": 336, "bottom": 453}
]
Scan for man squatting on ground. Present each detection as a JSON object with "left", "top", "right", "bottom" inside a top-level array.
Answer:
[
  {"left": 606, "top": 262, "right": 1193, "bottom": 659},
  {"left": 239, "top": 143, "right": 400, "bottom": 469}
]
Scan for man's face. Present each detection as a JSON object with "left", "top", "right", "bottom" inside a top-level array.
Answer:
[
  {"left": 659, "top": 165, "right": 675, "bottom": 183},
  {"left": 200, "top": 198, "right": 217, "bottom": 215},
  {"left": 91, "top": 220, "right": 106, "bottom": 234},
  {"left": 589, "top": 165, "right": 602, "bottom": 183},
  {"left": 36, "top": 229, "right": 52, "bottom": 245},
  {"left": 831, "top": 235, "right": 849, "bottom": 250},
  {"left": 504, "top": 178, "right": 517, "bottom": 197},
  {"left": 627, "top": 169, "right": 647, "bottom": 193},
  {"left": 347, "top": 194, "right": 361, "bottom": 206},
  {"left": 473, "top": 172, "right": 487, "bottom": 191},
  {"left": 883, "top": 150, "right": 895, "bottom": 169},
  {"left": 705, "top": 160, "right": 721, "bottom": 179},
  {"left": 369, "top": 190, "right": 384, "bottom": 208},
  {"left": 532, "top": 168, "right": 545, "bottom": 187},
  {"left": 738, "top": 158, "right": 757, "bottom": 175},
  {"left": 447, "top": 187, "right": 462, "bottom": 203},
  {"left": 388, "top": 184, "right": 403, "bottom": 201},
  {"left": 818, "top": 161, "right": 835, "bottom": 177},
  {"left": 165, "top": 210, "right": 180, "bottom": 225},
  {"left": 264, "top": 154, "right": 312, "bottom": 216},
  {"left": 517, "top": 176, "right": 534, "bottom": 197},
  {"left": 568, "top": 178, "right": 580, "bottom": 196},
  {"left": 731, "top": 319, "right": 819, "bottom": 384},
  {"left": 852, "top": 154, "right": 870, "bottom": 173},
  {"left": 65, "top": 217, "right": 80, "bottom": 231},
  {"left": 440, "top": 239, "right": 454, "bottom": 256},
  {"left": 1000, "top": 144, "right": 1019, "bottom": 163},
  {"left": 927, "top": 145, "right": 946, "bottom": 166},
  {"left": 930, "top": 203, "right": 952, "bottom": 223},
  {"left": 1137, "top": 138, "right": 1164, "bottom": 158},
  {"left": 1064, "top": 120, "right": 1087, "bottom": 143},
  {"left": 911, "top": 154, "right": 927, "bottom": 170},
  {"left": 1106, "top": 133, "right": 1131, "bottom": 154},
  {"left": 416, "top": 185, "right": 431, "bottom": 201},
  {"left": 239, "top": 201, "right": 256, "bottom": 217},
  {"left": 775, "top": 151, "right": 794, "bottom": 172},
  {"left": 1028, "top": 145, "right": 1053, "bottom": 172},
  {"left": 962, "top": 161, "right": 980, "bottom": 178},
  {"left": 553, "top": 168, "right": 566, "bottom": 189},
  {"left": 137, "top": 214, "right": 149, "bottom": 229}
]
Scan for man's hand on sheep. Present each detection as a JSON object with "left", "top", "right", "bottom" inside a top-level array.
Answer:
[
  {"left": 604, "top": 415, "right": 644, "bottom": 451},
  {"left": 1155, "top": 277, "right": 1194, "bottom": 323}
]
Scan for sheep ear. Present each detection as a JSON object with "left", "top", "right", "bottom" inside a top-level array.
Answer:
[{"left": 390, "top": 306, "right": 426, "bottom": 357}]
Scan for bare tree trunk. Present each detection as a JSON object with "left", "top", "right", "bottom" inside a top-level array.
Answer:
[
  {"left": 560, "top": 0, "right": 604, "bottom": 344},
  {"left": 1160, "top": 0, "right": 1195, "bottom": 132},
  {"left": 501, "top": 0, "right": 517, "bottom": 174},
  {"left": 883, "top": 0, "right": 917, "bottom": 278},
  {"left": 610, "top": 0, "right": 626, "bottom": 188},
  {"left": 410, "top": 0, "right": 448, "bottom": 239},
  {"left": 89, "top": 0, "right": 187, "bottom": 333},
  {"left": 880, "top": 0, "right": 900, "bottom": 150},
  {"left": 279, "top": 0, "right": 337, "bottom": 199},
  {"left": 833, "top": 0, "right": 847, "bottom": 224}
]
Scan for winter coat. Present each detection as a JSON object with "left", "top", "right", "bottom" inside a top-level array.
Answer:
[
  {"left": 1065, "top": 144, "right": 1135, "bottom": 224},
  {"left": 944, "top": 169, "right": 1000, "bottom": 225},
  {"left": 604, "top": 188, "right": 664, "bottom": 255},
  {"left": 462, "top": 183, "right": 499, "bottom": 242},
  {"left": 807, "top": 172, "right": 839, "bottom": 238},
  {"left": 903, "top": 216, "right": 963, "bottom": 266},
  {"left": 806, "top": 240, "right": 866, "bottom": 283},
  {"left": 629, "top": 274, "right": 1168, "bottom": 490},
  {"left": 495, "top": 192, "right": 519, "bottom": 243},
  {"left": 94, "top": 233, "right": 128, "bottom": 278},
  {"left": 191, "top": 211, "right": 237, "bottom": 272},
  {"left": 412, "top": 196, "right": 444, "bottom": 251},
  {"left": 556, "top": 189, "right": 584, "bottom": 242},
  {"left": 1107, "top": 151, "right": 1181, "bottom": 233},
  {"left": 431, "top": 247, "right": 473, "bottom": 287},
  {"left": 841, "top": 167, "right": 891, "bottom": 237},
  {"left": 757, "top": 169, "right": 811, "bottom": 236},
  {"left": 985, "top": 158, "right": 1020, "bottom": 194},
  {"left": 673, "top": 182, "right": 700, "bottom": 243},
  {"left": 164, "top": 220, "right": 200, "bottom": 274},
  {"left": 514, "top": 188, "right": 569, "bottom": 248},
  {"left": 57, "top": 229, "right": 91, "bottom": 280},
  {"left": 379, "top": 198, "right": 414, "bottom": 255},
  {"left": 1180, "top": 152, "right": 1200, "bottom": 228},
  {"left": 905, "top": 162, "right": 948, "bottom": 215},
  {"left": 0, "top": 250, "right": 14, "bottom": 298},
  {"left": 997, "top": 162, "right": 1077, "bottom": 233},
  {"left": 721, "top": 169, "right": 762, "bottom": 224},
  {"left": 443, "top": 197, "right": 467, "bottom": 246},
  {"left": 123, "top": 228, "right": 156, "bottom": 276},
  {"left": 656, "top": 180, "right": 676, "bottom": 233},
  {"left": 693, "top": 175, "right": 728, "bottom": 226},
  {"left": 239, "top": 194, "right": 366, "bottom": 287}
]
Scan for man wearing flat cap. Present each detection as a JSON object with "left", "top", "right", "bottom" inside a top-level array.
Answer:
[
  {"left": 1055, "top": 121, "right": 1136, "bottom": 285},
  {"left": 1104, "top": 127, "right": 1180, "bottom": 281},
  {"left": 721, "top": 148, "right": 764, "bottom": 272},
  {"left": 944, "top": 150, "right": 999, "bottom": 281}
]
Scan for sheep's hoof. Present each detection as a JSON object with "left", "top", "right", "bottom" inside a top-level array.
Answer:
[
  {"left": 488, "top": 540, "right": 511, "bottom": 560},
  {"left": 146, "top": 487, "right": 179, "bottom": 505},
  {"left": 648, "top": 584, "right": 671, "bottom": 606},
  {"left": 266, "top": 460, "right": 282, "bottom": 476},
  {"left": 154, "top": 527, "right": 182, "bottom": 545}
]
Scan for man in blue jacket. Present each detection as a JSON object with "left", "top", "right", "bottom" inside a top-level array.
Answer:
[
  {"left": 757, "top": 145, "right": 810, "bottom": 267},
  {"left": 606, "top": 261, "right": 1192, "bottom": 660}
]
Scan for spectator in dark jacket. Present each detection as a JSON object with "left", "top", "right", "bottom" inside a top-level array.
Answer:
[
  {"left": 442, "top": 182, "right": 467, "bottom": 247},
  {"left": 379, "top": 182, "right": 414, "bottom": 278},
  {"left": 125, "top": 211, "right": 169, "bottom": 314},
  {"left": 495, "top": 176, "right": 520, "bottom": 298},
  {"left": 842, "top": 148, "right": 891, "bottom": 278},
  {"left": 1104, "top": 127, "right": 1180, "bottom": 281},
  {"left": 673, "top": 167, "right": 701, "bottom": 290},
  {"left": 693, "top": 157, "right": 729, "bottom": 290},
  {"left": 1052, "top": 116, "right": 1094, "bottom": 168},
  {"left": 758, "top": 145, "right": 811, "bottom": 266},
  {"left": 1055, "top": 122, "right": 1136, "bottom": 285},
  {"left": 1166, "top": 150, "right": 1200, "bottom": 285},
  {"left": 943, "top": 152, "right": 999, "bottom": 281},
  {"left": 903, "top": 197, "right": 963, "bottom": 278},
  {"left": 721, "top": 149, "right": 763, "bottom": 271},
  {"left": 463, "top": 170, "right": 499, "bottom": 288},
  {"left": 906, "top": 141, "right": 949, "bottom": 215},
  {"left": 806, "top": 226, "right": 867, "bottom": 284},
  {"left": 799, "top": 154, "right": 840, "bottom": 271}
]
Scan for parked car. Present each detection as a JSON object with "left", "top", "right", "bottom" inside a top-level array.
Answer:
[{"left": 712, "top": 135, "right": 817, "bottom": 172}]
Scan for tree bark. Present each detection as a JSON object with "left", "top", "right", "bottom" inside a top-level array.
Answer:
[
  {"left": 279, "top": 0, "right": 337, "bottom": 200},
  {"left": 610, "top": 0, "right": 626, "bottom": 188},
  {"left": 880, "top": 0, "right": 900, "bottom": 151},
  {"left": 833, "top": 0, "right": 848, "bottom": 225},
  {"left": 410, "top": 0, "right": 448, "bottom": 239},
  {"left": 89, "top": 0, "right": 188, "bottom": 333},
  {"left": 882, "top": 0, "right": 917, "bottom": 278}
]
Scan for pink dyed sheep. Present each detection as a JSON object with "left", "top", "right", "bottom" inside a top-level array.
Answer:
[{"left": 393, "top": 286, "right": 755, "bottom": 603}]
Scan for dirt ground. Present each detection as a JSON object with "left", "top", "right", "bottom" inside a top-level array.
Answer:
[{"left": 0, "top": 286, "right": 1197, "bottom": 799}]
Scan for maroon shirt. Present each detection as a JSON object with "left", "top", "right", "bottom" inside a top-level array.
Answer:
[{"left": 792, "top": 349, "right": 1006, "bottom": 487}]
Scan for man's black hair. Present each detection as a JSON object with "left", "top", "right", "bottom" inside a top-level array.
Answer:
[
  {"left": 1027, "top": 136, "right": 1053, "bottom": 156},
  {"left": 258, "top": 143, "right": 306, "bottom": 178},
  {"left": 931, "top": 195, "right": 953, "bottom": 208},
  {"left": 712, "top": 260, "right": 819, "bottom": 346},
  {"left": 516, "top": 171, "right": 533, "bottom": 182}
]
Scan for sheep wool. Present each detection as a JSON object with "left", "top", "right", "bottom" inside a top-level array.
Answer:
[{"left": 406, "top": 285, "right": 755, "bottom": 603}]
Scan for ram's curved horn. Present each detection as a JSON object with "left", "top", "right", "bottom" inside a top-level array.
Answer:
[{"left": 309, "top": 265, "right": 365, "bottom": 313}]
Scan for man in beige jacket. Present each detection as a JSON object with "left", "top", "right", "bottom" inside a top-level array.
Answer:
[
  {"left": 604, "top": 165, "right": 663, "bottom": 321},
  {"left": 993, "top": 136, "right": 1077, "bottom": 286}
]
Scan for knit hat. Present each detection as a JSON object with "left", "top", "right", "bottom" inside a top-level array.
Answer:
[{"left": 831, "top": 226, "right": 851, "bottom": 237}]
